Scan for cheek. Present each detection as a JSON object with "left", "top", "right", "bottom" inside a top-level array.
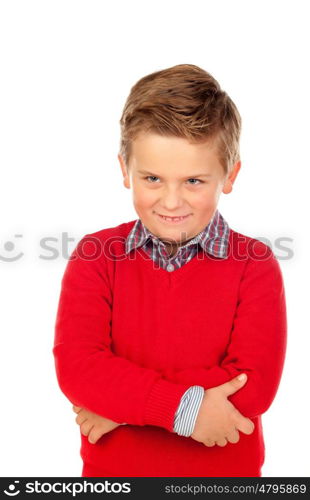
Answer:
[
  {"left": 133, "top": 189, "right": 156, "bottom": 208},
  {"left": 192, "top": 190, "right": 217, "bottom": 210}
]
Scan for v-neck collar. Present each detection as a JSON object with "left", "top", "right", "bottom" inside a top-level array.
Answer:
[
  {"left": 134, "top": 243, "right": 219, "bottom": 288},
  {"left": 125, "top": 209, "right": 230, "bottom": 264}
]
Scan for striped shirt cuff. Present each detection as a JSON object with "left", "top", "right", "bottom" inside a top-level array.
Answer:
[{"left": 173, "top": 385, "right": 205, "bottom": 437}]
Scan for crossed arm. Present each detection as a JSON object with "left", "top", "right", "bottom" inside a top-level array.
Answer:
[
  {"left": 72, "top": 374, "right": 250, "bottom": 446},
  {"left": 54, "top": 236, "right": 287, "bottom": 446}
]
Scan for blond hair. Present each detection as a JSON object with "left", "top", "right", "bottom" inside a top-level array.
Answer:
[{"left": 119, "top": 64, "right": 241, "bottom": 176}]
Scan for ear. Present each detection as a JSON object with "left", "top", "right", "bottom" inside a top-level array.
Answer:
[
  {"left": 118, "top": 154, "right": 131, "bottom": 189},
  {"left": 222, "top": 161, "right": 241, "bottom": 194}
]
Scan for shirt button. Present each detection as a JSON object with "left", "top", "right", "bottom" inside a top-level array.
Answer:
[{"left": 166, "top": 263, "right": 175, "bottom": 272}]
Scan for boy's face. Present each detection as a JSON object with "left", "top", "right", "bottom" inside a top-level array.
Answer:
[{"left": 118, "top": 132, "right": 241, "bottom": 252}]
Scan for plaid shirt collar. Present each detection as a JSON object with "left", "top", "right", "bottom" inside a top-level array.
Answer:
[{"left": 125, "top": 209, "right": 230, "bottom": 259}]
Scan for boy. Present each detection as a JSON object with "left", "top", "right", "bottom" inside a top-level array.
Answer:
[{"left": 53, "top": 64, "right": 287, "bottom": 477}]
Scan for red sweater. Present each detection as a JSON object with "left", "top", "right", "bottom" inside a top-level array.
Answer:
[{"left": 53, "top": 220, "right": 287, "bottom": 477}]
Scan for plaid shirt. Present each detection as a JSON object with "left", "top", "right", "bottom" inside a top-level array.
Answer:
[{"left": 125, "top": 209, "right": 230, "bottom": 436}]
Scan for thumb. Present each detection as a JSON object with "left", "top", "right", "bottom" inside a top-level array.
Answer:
[{"left": 220, "top": 373, "right": 248, "bottom": 396}]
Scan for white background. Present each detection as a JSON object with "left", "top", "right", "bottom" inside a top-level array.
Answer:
[{"left": 0, "top": 0, "right": 309, "bottom": 477}]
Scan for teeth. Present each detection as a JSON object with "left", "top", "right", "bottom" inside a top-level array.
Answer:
[{"left": 160, "top": 215, "right": 187, "bottom": 221}]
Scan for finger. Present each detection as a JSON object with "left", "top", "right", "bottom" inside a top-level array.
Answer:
[
  {"left": 220, "top": 374, "right": 248, "bottom": 397},
  {"left": 236, "top": 416, "right": 255, "bottom": 435},
  {"left": 226, "top": 429, "right": 240, "bottom": 444},
  {"left": 88, "top": 428, "right": 104, "bottom": 444},
  {"left": 216, "top": 438, "right": 228, "bottom": 447},
  {"left": 100, "top": 421, "right": 122, "bottom": 433},
  {"left": 75, "top": 414, "right": 88, "bottom": 426},
  {"left": 72, "top": 405, "right": 82, "bottom": 413},
  {"left": 80, "top": 421, "right": 94, "bottom": 437},
  {"left": 203, "top": 439, "right": 215, "bottom": 447}
]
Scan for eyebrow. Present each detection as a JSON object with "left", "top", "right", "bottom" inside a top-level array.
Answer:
[{"left": 137, "top": 170, "right": 212, "bottom": 178}]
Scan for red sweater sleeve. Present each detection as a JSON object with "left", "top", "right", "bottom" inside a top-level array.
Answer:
[
  {"left": 162, "top": 251, "right": 287, "bottom": 419},
  {"left": 52, "top": 235, "right": 191, "bottom": 432}
]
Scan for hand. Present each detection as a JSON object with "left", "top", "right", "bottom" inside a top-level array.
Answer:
[
  {"left": 191, "top": 374, "right": 255, "bottom": 447},
  {"left": 72, "top": 405, "right": 124, "bottom": 444}
]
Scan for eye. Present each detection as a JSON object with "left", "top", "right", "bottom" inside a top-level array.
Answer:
[
  {"left": 187, "top": 178, "right": 204, "bottom": 185},
  {"left": 144, "top": 176, "right": 204, "bottom": 185},
  {"left": 145, "top": 176, "right": 160, "bottom": 183}
]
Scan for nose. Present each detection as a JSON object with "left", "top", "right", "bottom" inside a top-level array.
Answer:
[{"left": 160, "top": 186, "right": 184, "bottom": 211}]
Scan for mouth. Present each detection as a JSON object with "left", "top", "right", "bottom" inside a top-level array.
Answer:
[{"left": 155, "top": 212, "right": 191, "bottom": 224}]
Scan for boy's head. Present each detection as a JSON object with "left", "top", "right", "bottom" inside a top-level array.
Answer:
[{"left": 117, "top": 64, "right": 242, "bottom": 251}]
